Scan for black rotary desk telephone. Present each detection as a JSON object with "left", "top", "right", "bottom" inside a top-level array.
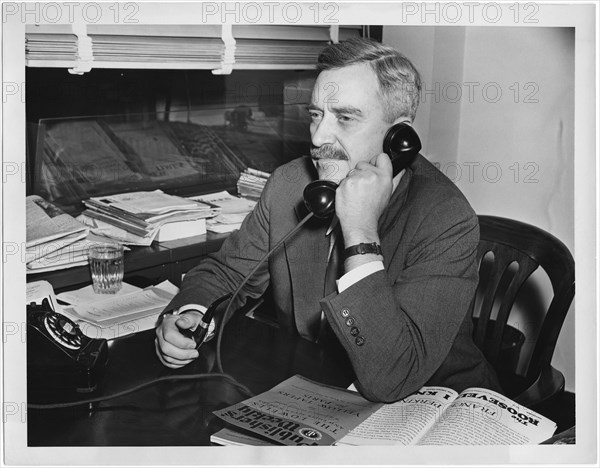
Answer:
[
  {"left": 303, "top": 122, "right": 422, "bottom": 219},
  {"left": 27, "top": 298, "right": 109, "bottom": 401}
]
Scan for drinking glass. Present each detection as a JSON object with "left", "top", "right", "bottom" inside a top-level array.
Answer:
[{"left": 88, "top": 243, "right": 124, "bottom": 294}]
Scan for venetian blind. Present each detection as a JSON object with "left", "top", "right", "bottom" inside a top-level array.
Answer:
[{"left": 25, "top": 24, "right": 361, "bottom": 74}]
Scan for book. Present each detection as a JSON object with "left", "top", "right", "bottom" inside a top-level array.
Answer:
[
  {"left": 211, "top": 375, "right": 557, "bottom": 446},
  {"left": 155, "top": 218, "right": 206, "bottom": 242},
  {"left": 210, "top": 428, "right": 273, "bottom": 446}
]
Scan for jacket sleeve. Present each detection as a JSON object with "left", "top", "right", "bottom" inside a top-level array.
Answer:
[
  {"left": 320, "top": 199, "right": 480, "bottom": 403},
  {"left": 163, "top": 176, "right": 275, "bottom": 317}
]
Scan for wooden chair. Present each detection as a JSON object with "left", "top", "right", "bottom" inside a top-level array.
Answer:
[{"left": 472, "top": 215, "right": 575, "bottom": 409}]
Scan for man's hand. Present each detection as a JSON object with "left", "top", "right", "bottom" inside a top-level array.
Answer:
[
  {"left": 155, "top": 311, "right": 203, "bottom": 368},
  {"left": 335, "top": 153, "right": 393, "bottom": 246}
]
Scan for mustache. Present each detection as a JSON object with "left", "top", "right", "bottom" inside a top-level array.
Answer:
[{"left": 310, "top": 145, "right": 349, "bottom": 161}]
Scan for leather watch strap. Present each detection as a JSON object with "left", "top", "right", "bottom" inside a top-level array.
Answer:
[{"left": 343, "top": 242, "right": 382, "bottom": 259}]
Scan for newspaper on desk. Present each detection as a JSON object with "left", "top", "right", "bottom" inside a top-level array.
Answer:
[
  {"left": 26, "top": 195, "right": 89, "bottom": 263},
  {"left": 212, "top": 375, "right": 557, "bottom": 446},
  {"left": 26, "top": 233, "right": 121, "bottom": 274},
  {"left": 213, "top": 375, "right": 380, "bottom": 446}
]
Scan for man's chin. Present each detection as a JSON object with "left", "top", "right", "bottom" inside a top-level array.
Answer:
[{"left": 312, "top": 159, "right": 350, "bottom": 183}]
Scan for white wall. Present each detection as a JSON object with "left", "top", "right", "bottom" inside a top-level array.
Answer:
[{"left": 384, "top": 26, "right": 576, "bottom": 391}]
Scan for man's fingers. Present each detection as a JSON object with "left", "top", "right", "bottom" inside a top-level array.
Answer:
[
  {"left": 158, "top": 332, "right": 199, "bottom": 360},
  {"left": 154, "top": 339, "right": 195, "bottom": 368},
  {"left": 350, "top": 155, "right": 392, "bottom": 180},
  {"left": 174, "top": 313, "right": 200, "bottom": 332},
  {"left": 156, "top": 322, "right": 199, "bottom": 361},
  {"left": 162, "top": 316, "right": 198, "bottom": 349},
  {"left": 370, "top": 153, "right": 393, "bottom": 173}
]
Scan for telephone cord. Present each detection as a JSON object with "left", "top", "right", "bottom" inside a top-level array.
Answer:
[
  {"left": 214, "top": 212, "right": 314, "bottom": 373},
  {"left": 27, "top": 372, "right": 252, "bottom": 409}
]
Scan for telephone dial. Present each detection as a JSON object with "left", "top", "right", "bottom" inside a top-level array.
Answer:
[
  {"left": 303, "top": 122, "right": 422, "bottom": 219},
  {"left": 27, "top": 298, "right": 109, "bottom": 401}
]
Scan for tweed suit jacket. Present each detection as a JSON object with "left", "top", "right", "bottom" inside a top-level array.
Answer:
[{"left": 166, "top": 154, "right": 502, "bottom": 402}]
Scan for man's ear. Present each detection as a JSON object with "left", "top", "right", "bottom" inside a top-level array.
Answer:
[{"left": 391, "top": 116, "right": 412, "bottom": 126}]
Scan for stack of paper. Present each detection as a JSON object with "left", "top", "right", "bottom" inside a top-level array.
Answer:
[
  {"left": 80, "top": 189, "right": 219, "bottom": 245},
  {"left": 26, "top": 195, "right": 90, "bottom": 273},
  {"left": 236, "top": 168, "right": 270, "bottom": 200},
  {"left": 59, "top": 280, "right": 179, "bottom": 341},
  {"left": 27, "top": 232, "right": 123, "bottom": 274},
  {"left": 189, "top": 191, "right": 257, "bottom": 234}
]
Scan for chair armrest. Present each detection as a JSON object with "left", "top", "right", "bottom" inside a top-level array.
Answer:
[{"left": 512, "top": 364, "right": 565, "bottom": 408}]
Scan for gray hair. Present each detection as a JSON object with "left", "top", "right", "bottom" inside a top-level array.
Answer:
[{"left": 316, "top": 37, "right": 422, "bottom": 122}]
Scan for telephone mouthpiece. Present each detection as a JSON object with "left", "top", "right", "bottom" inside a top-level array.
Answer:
[{"left": 303, "top": 180, "right": 338, "bottom": 219}]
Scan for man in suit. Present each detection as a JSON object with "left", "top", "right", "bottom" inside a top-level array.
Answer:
[{"left": 155, "top": 37, "right": 501, "bottom": 402}]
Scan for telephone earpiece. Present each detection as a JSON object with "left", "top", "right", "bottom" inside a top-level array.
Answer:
[
  {"left": 303, "top": 123, "right": 422, "bottom": 219},
  {"left": 383, "top": 122, "right": 422, "bottom": 176}
]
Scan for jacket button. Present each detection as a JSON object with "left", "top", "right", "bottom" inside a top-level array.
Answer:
[
  {"left": 355, "top": 336, "right": 365, "bottom": 346},
  {"left": 350, "top": 326, "right": 360, "bottom": 336},
  {"left": 341, "top": 308, "right": 350, "bottom": 318},
  {"left": 345, "top": 317, "right": 355, "bottom": 327}
]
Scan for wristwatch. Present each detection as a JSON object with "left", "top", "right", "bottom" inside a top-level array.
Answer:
[{"left": 343, "top": 242, "right": 383, "bottom": 259}]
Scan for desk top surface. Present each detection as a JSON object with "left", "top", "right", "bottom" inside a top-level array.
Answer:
[
  {"left": 27, "top": 313, "right": 355, "bottom": 446},
  {"left": 26, "top": 232, "right": 230, "bottom": 291}
]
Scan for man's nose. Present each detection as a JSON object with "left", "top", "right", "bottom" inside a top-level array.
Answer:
[{"left": 310, "top": 115, "right": 336, "bottom": 147}]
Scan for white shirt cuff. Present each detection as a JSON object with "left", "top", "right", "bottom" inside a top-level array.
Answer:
[
  {"left": 337, "top": 261, "right": 385, "bottom": 293},
  {"left": 176, "top": 304, "right": 216, "bottom": 342}
]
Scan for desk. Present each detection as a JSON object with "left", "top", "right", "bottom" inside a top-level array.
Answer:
[{"left": 27, "top": 312, "right": 355, "bottom": 446}]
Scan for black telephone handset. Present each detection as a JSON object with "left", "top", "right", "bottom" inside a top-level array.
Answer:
[
  {"left": 27, "top": 298, "right": 109, "bottom": 401},
  {"left": 303, "top": 122, "right": 422, "bottom": 219}
]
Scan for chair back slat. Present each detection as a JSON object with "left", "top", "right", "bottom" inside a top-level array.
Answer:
[
  {"left": 473, "top": 241, "right": 538, "bottom": 365},
  {"left": 487, "top": 256, "right": 537, "bottom": 364},
  {"left": 472, "top": 243, "right": 502, "bottom": 348},
  {"left": 474, "top": 216, "right": 574, "bottom": 389}
]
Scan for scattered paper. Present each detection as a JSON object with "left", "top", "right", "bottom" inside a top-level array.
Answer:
[
  {"left": 92, "top": 189, "right": 204, "bottom": 215},
  {"left": 57, "top": 282, "right": 141, "bottom": 306},
  {"left": 189, "top": 190, "right": 256, "bottom": 215},
  {"left": 60, "top": 280, "right": 179, "bottom": 340},
  {"left": 26, "top": 280, "right": 62, "bottom": 313}
]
